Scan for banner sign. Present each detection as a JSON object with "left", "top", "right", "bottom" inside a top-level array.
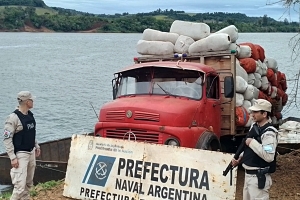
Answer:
[{"left": 63, "top": 135, "right": 237, "bottom": 200}]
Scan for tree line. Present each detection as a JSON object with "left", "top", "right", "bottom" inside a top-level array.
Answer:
[{"left": 0, "top": 1, "right": 299, "bottom": 33}]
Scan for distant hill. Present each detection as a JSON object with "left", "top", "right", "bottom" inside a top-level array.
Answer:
[{"left": 0, "top": 0, "right": 298, "bottom": 33}]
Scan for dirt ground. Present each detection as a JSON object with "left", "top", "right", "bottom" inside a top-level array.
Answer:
[{"left": 30, "top": 151, "right": 300, "bottom": 200}]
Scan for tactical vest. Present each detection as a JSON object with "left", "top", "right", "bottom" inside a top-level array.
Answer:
[
  {"left": 243, "top": 122, "right": 277, "bottom": 170},
  {"left": 12, "top": 109, "right": 36, "bottom": 153}
]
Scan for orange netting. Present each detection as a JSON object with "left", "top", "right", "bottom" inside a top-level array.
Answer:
[
  {"left": 239, "top": 58, "right": 257, "bottom": 73},
  {"left": 239, "top": 42, "right": 260, "bottom": 60},
  {"left": 255, "top": 44, "right": 265, "bottom": 62},
  {"left": 236, "top": 106, "right": 249, "bottom": 126}
]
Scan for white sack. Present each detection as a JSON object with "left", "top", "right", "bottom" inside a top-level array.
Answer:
[
  {"left": 253, "top": 87, "right": 259, "bottom": 99},
  {"left": 142, "top": 29, "right": 179, "bottom": 44},
  {"left": 255, "top": 61, "right": 263, "bottom": 75},
  {"left": 261, "top": 76, "right": 269, "bottom": 91},
  {"left": 276, "top": 97, "right": 283, "bottom": 112},
  {"left": 272, "top": 116, "right": 278, "bottom": 125},
  {"left": 236, "top": 62, "right": 248, "bottom": 82},
  {"left": 236, "top": 93, "right": 244, "bottom": 107},
  {"left": 244, "top": 85, "right": 254, "bottom": 100},
  {"left": 174, "top": 35, "right": 195, "bottom": 53},
  {"left": 253, "top": 73, "right": 262, "bottom": 88},
  {"left": 228, "top": 43, "right": 240, "bottom": 54},
  {"left": 237, "top": 45, "right": 251, "bottom": 58},
  {"left": 242, "top": 100, "right": 252, "bottom": 113},
  {"left": 264, "top": 57, "right": 278, "bottom": 72},
  {"left": 245, "top": 116, "right": 254, "bottom": 127},
  {"left": 236, "top": 76, "right": 248, "bottom": 93},
  {"left": 271, "top": 86, "right": 277, "bottom": 99},
  {"left": 248, "top": 73, "right": 255, "bottom": 85},
  {"left": 189, "top": 33, "right": 231, "bottom": 54},
  {"left": 261, "top": 61, "right": 268, "bottom": 76},
  {"left": 136, "top": 40, "right": 174, "bottom": 55},
  {"left": 170, "top": 20, "right": 210, "bottom": 40},
  {"left": 215, "top": 25, "right": 239, "bottom": 42}
]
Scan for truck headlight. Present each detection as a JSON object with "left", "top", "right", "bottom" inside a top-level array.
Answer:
[{"left": 166, "top": 139, "right": 180, "bottom": 146}]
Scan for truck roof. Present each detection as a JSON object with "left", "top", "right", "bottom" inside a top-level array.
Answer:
[{"left": 115, "top": 61, "right": 216, "bottom": 74}]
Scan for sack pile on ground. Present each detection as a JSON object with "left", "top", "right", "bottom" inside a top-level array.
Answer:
[{"left": 136, "top": 20, "right": 288, "bottom": 127}]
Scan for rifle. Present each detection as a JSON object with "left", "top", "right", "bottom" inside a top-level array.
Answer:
[
  {"left": 222, "top": 124, "right": 260, "bottom": 185},
  {"left": 222, "top": 137, "right": 246, "bottom": 185}
]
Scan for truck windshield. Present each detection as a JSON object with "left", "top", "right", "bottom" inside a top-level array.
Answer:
[{"left": 116, "top": 67, "right": 203, "bottom": 100}]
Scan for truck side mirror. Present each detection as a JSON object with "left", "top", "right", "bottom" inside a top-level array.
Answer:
[
  {"left": 224, "top": 76, "right": 234, "bottom": 98},
  {"left": 112, "top": 78, "right": 118, "bottom": 100}
]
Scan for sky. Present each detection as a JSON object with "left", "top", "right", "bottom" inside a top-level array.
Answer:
[{"left": 43, "top": 0, "right": 300, "bottom": 22}]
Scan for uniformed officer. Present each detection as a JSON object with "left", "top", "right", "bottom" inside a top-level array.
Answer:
[
  {"left": 3, "top": 91, "right": 41, "bottom": 200},
  {"left": 232, "top": 99, "right": 278, "bottom": 200}
]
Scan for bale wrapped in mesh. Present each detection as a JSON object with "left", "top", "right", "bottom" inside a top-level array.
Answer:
[
  {"left": 282, "top": 92, "right": 288, "bottom": 106},
  {"left": 266, "top": 68, "right": 278, "bottom": 87},
  {"left": 279, "top": 72, "right": 287, "bottom": 92},
  {"left": 253, "top": 86, "right": 260, "bottom": 99},
  {"left": 260, "top": 61, "right": 268, "bottom": 76},
  {"left": 258, "top": 90, "right": 272, "bottom": 102},
  {"left": 261, "top": 76, "right": 269, "bottom": 91},
  {"left": 275, "top": 97, "right": 283, "bottom": 112},
  {"left": 215, "top": 25, "right": 239, "bottom": 42},
  {"left": 253, "top": 73, "right": 262, "bottom": 89},
  {"left": 188, "top": 33, "right": 231, "bottom": 54},
  {"left": 174, "top": 35, "right": 195, "bottom": 53},
  {"left": 263, "top": 83, "right": 273, "bottom": 96},
  {"left": 254, "top": 44, "right": 265, "bottom": 62},
  {"left": 245, "top": 116, "right": 254, "bottom": 127},
  {"left": 236, "top": 61, "right": 248, "bottom": 82},
  {"left": 264, "top": 57, "right": 278, "bottom": 73},
  {"left": 136, "top": 40, "right": 174, "bottom": 55},
  {"left": 242, "top": 100, "right": 252, "bottom": 113},
  {"left": 237, "top": 45, "right": 251, "bottom": 59},
  {"left": 236, "top": 106, "right": 249, "bottom": 127},
  {"left": 239, "top": 58, "right": 256, "bottom": 73},
  {"left": 277, "top": 88, "right": 285, "bottom": 98},
  {"left": 255, "top": 60, "right": 263, "bottom": 75},
  {"left": 170, "top": 20, "right": 210, "bottom": 40},
  {"left": 239, "top": 42, "right": 260, "bottom": 61},
  {"left": 236, "top": 76, "right": 248, "bottom": 93},
  {"left": 244, "top": 84, "right": 255, "bottom": 100},
  {"left": 248, "top": 73, "right": 255, "bottom": 85},
  {"left": 142, "top": 29, "right": 179, "bottom": 44},
  {"left": 275, "top": 112, "right": 283, "bottom": 120},
  {"left": 236, "top": 93, "right": 244, "bottom": 107},
  {"left": 270, "top": 86, "right": 278, "bottom": 99}
]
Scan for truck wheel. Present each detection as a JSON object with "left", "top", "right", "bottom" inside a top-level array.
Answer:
[{"left": 196, "top": 132, "right": 221, "bottom": 151}]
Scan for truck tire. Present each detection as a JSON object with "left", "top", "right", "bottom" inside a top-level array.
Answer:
[{"left": 196, "top": 131, "right": 221, "bottom": 151}]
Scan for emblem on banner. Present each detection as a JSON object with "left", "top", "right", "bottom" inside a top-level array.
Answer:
[{"left": 82, "top": 155, "right": 116, "bottom": 187}]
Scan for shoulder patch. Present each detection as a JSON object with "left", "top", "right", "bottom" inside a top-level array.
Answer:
[
  {"left": 263, "top": 144, "right": 275, "bottom": 153},
  {"left": 3, "top": 130, "right": 11, "bottom": 139}
]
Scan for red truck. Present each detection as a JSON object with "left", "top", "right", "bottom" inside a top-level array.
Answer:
[{"left": 94, "top": 51, "right": 276, "bottom": 152}]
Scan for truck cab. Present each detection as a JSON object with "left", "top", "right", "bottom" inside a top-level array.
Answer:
[{"left": 95, "top": 51, "right": 236, "bottom": 151}]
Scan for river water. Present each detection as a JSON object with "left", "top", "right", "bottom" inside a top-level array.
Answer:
[{"left": 0, "top": 32, "right": 299, "bottom": 155}]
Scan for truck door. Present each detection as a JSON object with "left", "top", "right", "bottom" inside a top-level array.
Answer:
[{"left": 204, "top": 74, "right": 221, "bottom": 135}]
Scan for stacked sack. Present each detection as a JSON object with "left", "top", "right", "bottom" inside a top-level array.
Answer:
[
  {"left": 136, "top": 20, "right": 288, "bottom": 127},
  {"left": 236, "top": 42, "right": 288, "bottom": 126}
]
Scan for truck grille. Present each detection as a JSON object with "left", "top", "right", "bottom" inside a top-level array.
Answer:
[
  {"left": 106, "top": 111, "right": 125, "bottom": 121},
  {"left": 134, "top": 111, "right": 160, "bottom": 122},
  {"left": 105, "top": 128, "right": 161, "bottom": 143}
]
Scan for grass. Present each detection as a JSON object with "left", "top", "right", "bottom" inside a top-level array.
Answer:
[{"left": 0, "top": 180, "right": 63, "bottom": 200}]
